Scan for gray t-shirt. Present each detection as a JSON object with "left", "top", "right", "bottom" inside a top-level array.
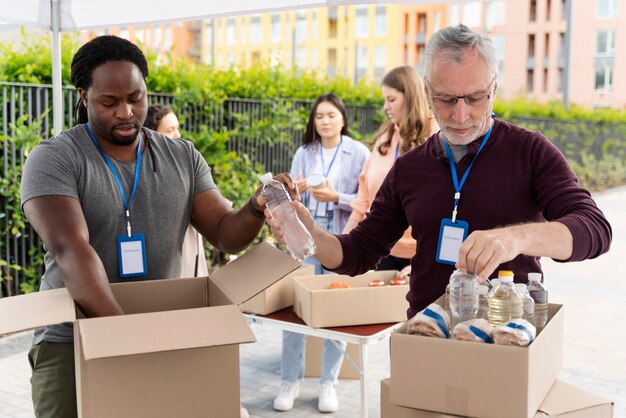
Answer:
[{"left": 20, "top": 125, "right": 216, "bottom": 343}]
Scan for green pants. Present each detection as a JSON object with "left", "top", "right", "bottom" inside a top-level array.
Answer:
[{"left": 28, "top": 342, "right": 77, "bottom": 418}]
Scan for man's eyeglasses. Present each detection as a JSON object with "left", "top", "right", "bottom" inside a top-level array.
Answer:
[{"left": 427, "top": 78, "right": 495, "bottom": 109}]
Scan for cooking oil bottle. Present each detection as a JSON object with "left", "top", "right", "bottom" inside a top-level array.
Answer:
[{"left": 487, "top": 270, "right": 523, "bottom": 325}]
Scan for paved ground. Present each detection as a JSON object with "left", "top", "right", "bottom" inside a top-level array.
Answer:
[{"left": 1, "top": 185, "right": 625, "bottom": 418}]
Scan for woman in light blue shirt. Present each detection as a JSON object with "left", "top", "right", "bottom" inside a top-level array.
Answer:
[{"left": 273, "top": 93, "right": 369, "bottom": 414}]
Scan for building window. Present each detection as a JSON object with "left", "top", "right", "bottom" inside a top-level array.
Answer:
[
  {"left": 134, "top": 28, "right": 144, "bottom": 44},
  {"left": 546, "top": 0, "right": 552, "bottom": 20},
  {"left": 557, "top": 68, "right": 563, "bottom": 92},
  {"left": 295, "top": 11, "right": 307, "bottom": 42},
  {"left": 164, "top": 27, "right": 172, "bottom": 51},
  {"left": 530, "top": 0, "right": 537, "bottom": 21},
  {"left": 328, "top": 7, "right": 338, "bottom": 38},
  {"left": 595, "top": 66, "right": 613, "bottom": 91},
  {"left": 374, "top": 46, "right": 386, "bottom": 79},
  {"left": 544, "top": 33, "right": 550, "bottom": 60},
  {"left": 596, "top": 30, "right": 615, "bottom": 55},
  {"left": 561, "top": 0, "right": 567, "bottom": 19},
  {"left": 355, "top": 7, "right": 369, "bottom": 39},
  {"left": 417, "top": 13, "right": 427, "bottom": 34},
  {"left": 356, "top": 44, "right": 368, "bottom": 81},
  {"left": 491, "top": 35, "right": 505, "bottom": 86},
  {"left": 250, "top": 16, "right": 261, "bottom": 45},
  {"left": 120, "top": 27, "right": 129, "bottom": 40},
  {"left": 528, "top": 34, "right": 536, "bottom": 58},
  {"left": 597, "top": 0, "right": 617, "bottom": 18},
  {"left": 154, "top": 27, "right": 162, "bottom": 49},
  {"left": 295, "top": 48, "right": 307, "bottom": 68},
  {"left": 527, "top": 69, "right": 534, "bottom": 92},
  {"left": 543, "top": 68, "right": 548, "bottom": 92},
  {"left": 375, "top": 6, "right": 387, "bottom": 37},
  {"left": 311, "top": 12, "right": 318, "bottom": 40},
  {"left": 271, "top": 15, "right": 281, "bottom": 42},
  {"left": 270, "top": 49, "right": 280, "bottom": 67},
  {"left": 226, "top": 18, "right": 236, "bottom": 45},
  {"left": 463, "top": 1, "right": 482, "bottom": 28},
  {"left": 327, "top": 48, "right": 337, "bottom": 77}
]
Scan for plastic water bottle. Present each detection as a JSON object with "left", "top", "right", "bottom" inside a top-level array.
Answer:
[
  {"left": 487, "top": 270, "right": 523, "bottom": 325},
  {"left": 448, "top": 270, "right": 479, "bottom": 323},
  {"left": 527, "top": 272, "right": 549, "bottom": 330},
  {"left": 515, "top": 283, "right": 535, "bottom": 324},
  {"left": 477, "top": 285, "right": 490, "bottom": 320},
  {"left": 260, "top": 172, "right": 316, "bottom": 261}
]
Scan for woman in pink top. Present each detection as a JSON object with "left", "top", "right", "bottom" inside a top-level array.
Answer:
[{"left": 342, "top": 65, "right": 439, "bottom": 271}]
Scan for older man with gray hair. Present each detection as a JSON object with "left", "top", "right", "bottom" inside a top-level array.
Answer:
[{"left": 269, "top": 24, "right": 612, "bottom": 319}]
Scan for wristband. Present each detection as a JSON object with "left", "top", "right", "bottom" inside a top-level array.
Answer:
[{"left": 247, "top": 197, "right": 266, "bottom": 219}]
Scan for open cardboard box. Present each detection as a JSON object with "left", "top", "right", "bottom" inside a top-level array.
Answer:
[
  {"left": 390, "top": 300, "right": 565, "bottom": 418},
  {"left": 240, "top": 263, "right": 314, "bottom": 315},
  {"left": 0, "top": 242, "right": 301, "bottom": 418},
  {"left": 381, "top": 378, "right": 613, "bottom": 418},
  {"left": 293, "top": 270, "right": 409, "bottom": 327}
]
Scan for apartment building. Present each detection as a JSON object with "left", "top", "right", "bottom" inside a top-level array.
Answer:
[
  {"left": 199, "top": 4, "right": 447, "bottom": 83},
  {"left": 452, "top": 0, "right": 624, "bottom": 108}
]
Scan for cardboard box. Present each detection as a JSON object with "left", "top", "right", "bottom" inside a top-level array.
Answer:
[
  {"left": 293, "top": 270, "right": 409, "bottom": 327},
  {"left": 390, "top": 303, "right": 565, "bottom": 418},
  {"left": 304, "top": 335, "right": 360, "bottom": 380},
  {"left": 380, "top": 378, "right": 613, "bottom": 418},
  {"left": 0, "top": 242, "right": 301, "bottom": 418},
  {"left": 240, "top": 264, "right": 314, "bottom": 315}
]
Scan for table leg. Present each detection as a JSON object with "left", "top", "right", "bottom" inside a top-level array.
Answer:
[{"left": 359, "top": 342, "right": 369, "bottom": 418}]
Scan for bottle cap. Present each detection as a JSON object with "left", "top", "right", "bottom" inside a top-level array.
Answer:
[
  {"left": 528, "top": 272, "right": 542, "bottom": 282},
  {"left": 260, "top": 172, "right": 274, "bottom": 185},
  {"left": 498, "top": 270, "right": 514, "bottom": 279}
]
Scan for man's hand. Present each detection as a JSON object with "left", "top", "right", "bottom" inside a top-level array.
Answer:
[
  {"left": 456, "top": 227, "right": 521, "bottom": 283},
  {"left": 253, "top": 172, "right": 299, "bottom": 211},
  {"left": 265, "top": 200, "right": 314, "bottom": 245}
]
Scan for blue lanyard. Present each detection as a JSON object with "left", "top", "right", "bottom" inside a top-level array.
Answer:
[
  {"left": 320, "top": 138, "right": 343, "bottom": 177},
  {"left": 442, "top": 122, "right": 492, "bottom": 223},
  {"left": 86, "top": 123, "right": 142, "bottom": 237},
  {"left": 313, "top": 138, "right": 342, "bottom": 218},
  {"left": 394, "top": 144, "right": 399, "bottom": 161}
]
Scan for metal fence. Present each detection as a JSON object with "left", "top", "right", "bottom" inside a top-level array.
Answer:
[
  {"left": 0, "top": 81, "right": 380, "bottom": 296},
  {"left": 1, "top": 81, "right": 625, "bottom": 296}
]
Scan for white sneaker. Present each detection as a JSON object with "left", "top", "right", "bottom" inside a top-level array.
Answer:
[
  {"left": 273, "top": 381, "right": 300, "bottom": 411},
  {"left": 318, "top": 384, "right": 339, "bottom": 413},
  {"left": 240, "top": 405, "right": 250, "bottom": 418}
]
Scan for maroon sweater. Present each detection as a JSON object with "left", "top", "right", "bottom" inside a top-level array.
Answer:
[{"left": 335, "top": 119, "right": 612, "bottom": 318}]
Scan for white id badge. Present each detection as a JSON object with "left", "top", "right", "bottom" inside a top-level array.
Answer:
[
  {"left": 435, "top": 218, "right": 469, "bottom": 265},
  {"left": 117, "top": 234, "right": 147, "bottom": 278}
]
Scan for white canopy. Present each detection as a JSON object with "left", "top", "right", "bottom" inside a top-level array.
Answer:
[{"left": 0, "top": 0, "right": 450, "bottom": 133}]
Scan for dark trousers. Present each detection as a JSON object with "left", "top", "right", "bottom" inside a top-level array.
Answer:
[
  {"left": 28, "top": 342, "right": 77, "bottom": 418},
  {"left": 376, "top": 254, "right": 411, "bottom": 271}
]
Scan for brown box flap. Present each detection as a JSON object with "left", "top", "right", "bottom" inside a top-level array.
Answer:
[
  {"left": 537, "top": 380, "right": 613, "bottom": 416},
  {"left": 210, "top": 241, "right": 301, "bottom": 306},
  {"left": 0, "top": 288, "right": 76, "bottom": 335},
  {"left": 75, "top": 304, "right": 254, "bottom": 360}
]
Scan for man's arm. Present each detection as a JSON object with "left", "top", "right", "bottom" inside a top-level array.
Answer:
[
  {"left": 23, "top": 195, "right": 124, "bottom": 317},
  {"left": 457, "top": 221, "right": 573, "bottom": 282},
  {"left": 191, "top": 188, "right": 265, "bottom": 254}
]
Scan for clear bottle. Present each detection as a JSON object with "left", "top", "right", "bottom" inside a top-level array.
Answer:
[
  {"left": 515, "top": 283, "right": 535, "bottom": 324},
  {"left": 488, "top": 278, "right": 501, "bottom": 294},
  {"left": 260, "top": 172, "right": 316, "bottom": 261},
  {"left": 448, "top": 270, "right": 479, "bottom": 323},
  {"left": 527, "top": 272, "right": 549, "bottom": 330},
  {"left": 443, "top": 283, "right": 451, "bottom": 314},
  {"left": 487, "top": 270, "right": 523, "bottom": 326},
  {"left": 477, "top": 285, "right": 490, "bottom": 320}
]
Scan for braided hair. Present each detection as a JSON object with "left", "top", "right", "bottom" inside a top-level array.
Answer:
[{"left": 71, "top": 35, "right": 149, "bottom": 124}]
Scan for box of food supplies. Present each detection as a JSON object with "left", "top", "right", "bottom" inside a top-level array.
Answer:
[
  {"left": 381, "top": 378, "right": 613, "bottom": 418},
  {"left": 0, "top": 242, "right": 301, "bottom": 418},
  {"left": 240, "top": 263, "right": 314, "bottom": 315},
  {"left": 390, "top": 299, "right": 564, "bottom": 418},
  {"left": 292, "top": 270, "right": 409, "bottom": 327}
]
